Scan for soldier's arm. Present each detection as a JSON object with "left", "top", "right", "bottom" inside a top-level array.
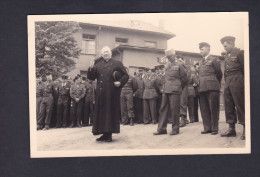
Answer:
[
  {"left": 179, "top": 64, "right": 188, "bottom": 89},
  {"left": 132, "top": 77, "right": 138, "bottom": 92},
  {"left": 78, "top": 86, "right": 86, "bottom": 101},
  {"left": 212, "top": 57, "right": 223, "bottom": 84},
  {"left": 70, "top": 86, "right": 76, "bottom": 100},
  {"left": 238, "top": 50, "right": 244, "bottom": 74}
]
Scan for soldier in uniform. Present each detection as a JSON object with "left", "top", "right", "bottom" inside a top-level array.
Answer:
[
  {"left": 132, "top": 70, "right": 144, "bottom": 124},
  {"left": 177, "top": 55, "right": 190, "bottom": 127},
  {"left": 69, "top": 75, "right": 85, "bottom": 128},
  {"left": 56, "top": 75, "right": 70, "bottom": 128},
  {"left": 154, "top": 66, "right": 165, "bottom": 120},
  {"left": 50, "top": 78, "right": 59, "bottom": 128},
  {"left": 143, "top": 69, "right": 158, "bottom": 124},
  {"left": 120, "top": 67, "right": 135, "bottom": 126},
  {"left": 36, "top": 74, "right": 43, "bottom": 123},
  {"left": 82, "top": 76, "right": 95, "bottom": 127},
  {"left": 193, "top": 62, "right": 200, "bottom": 122},
  {"left": 153, "top": 49, "right": 188, "bottom": 136},
  {"left": 37, "top": 73, "right": 55, "bottom": 130},
  {"left": 198, "top": 42, "right": 222, "bottom": 135},
  {"left": 187, "top": 66, "right": 197, "bottom": 123},
  {"left": 220, "top": 36, "right": 245, "bottom": 140}
]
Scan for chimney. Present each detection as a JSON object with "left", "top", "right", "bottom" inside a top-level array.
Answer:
[{"left": 158, "top": 20, "right": 164, "bottom": 29}]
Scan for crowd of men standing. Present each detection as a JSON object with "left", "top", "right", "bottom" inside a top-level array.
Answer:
[{"left": 35, "top": 35, "right": 245, "bottom": 142}]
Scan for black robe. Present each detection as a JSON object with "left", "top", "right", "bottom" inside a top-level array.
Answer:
[{"left": 87, "top": 58, "right": 129, "bottom": 134}]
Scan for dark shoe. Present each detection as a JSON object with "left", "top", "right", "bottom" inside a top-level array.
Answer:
[
  {"left": 37, "top": 125, "right": 43, "bottom": 130},
  {"left": 179, "top": 117, "right": 186, "bottom": 127},
  {"left": 96, "top": 134, "right": 107, "bottom": 141},
  {"left": 106, "top": 137, "right": 112, "bottom": 142},
  {"left": 77, "top": 122, "right": 81, "bottom": 128},
  {"left": 43, "top": 125, "right": 49, "bottom": 130},
  {"left": 220, "top": 129, "right": 236, "bottom": 137},
  {"left": 201, "top": 130, "right": 212, "bottom": 134},
  {"left": 169, "top": 130, "right": 179, "bottom": 135},
  {"left": 211, "top": 131, "right": 218, "bottom": 135},
  {"left": 153, "top": 131, "right": 167, "bottom": 135},
  {"left": 69, "top": 123, "right": 74, "bottom": 128}
]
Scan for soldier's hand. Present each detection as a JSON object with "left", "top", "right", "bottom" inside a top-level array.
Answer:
[
  {"left": 89, "top": 58, "right": 95, "bottom": 68},
  {"left": 76, "top": 98, "right": 79, "bottom": 102},
  {"left": 133, "top": 94, "right": 135, "bottom": 97},
  {"left": 114, "top": 81, "right": 121, "bottom": 87}
]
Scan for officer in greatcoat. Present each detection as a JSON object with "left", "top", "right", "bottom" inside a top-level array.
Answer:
[
  {"left": 153, "top": 49, "right": 188, "bottom": 136},
  {"left": 69, "top": 75, "right": 85, "bottom": 128},
  {"left": 198, "top": 42, "right": 223, "bottom": 135},
  {"left": 56, "top": 75, "right": 70, "bottom": 128},
  {"left": 37, "top": 73, "right": 55, "bottom": 130},
  {"left": 88, "top": 46, "right": 129, "bottom": 142},
  {"left": 219, "top": 36, "right": 245, "bottom": 140}
]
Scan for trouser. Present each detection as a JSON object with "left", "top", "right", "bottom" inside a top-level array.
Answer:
[
  {"left": 224, "top": 74, "right": 245, "bottom": 125},
  {"left": 156, "top": 95, "right": 162, "bottom": 118},
  {"left": 143, "top": 99, "right": 157, "bottom": 124},
  {"left": 157, "top": 93, "right": 180, "bottom": 132},
  {"left": 83, "top": 100, "right": 94, "bottom": 125},
  {"left": 187, "top": 96, "right": 195, "bottom": 122},
  {"left": 135, "top": 98, "right": 143, "bottom": 123},
  {"left": 199, "top": 91, "right": 220, "bottom": 132},
  {"left": 56, "top": 96, "right": 69, "bottom": 127},
  {"left": 70, "top": 99, "right": 84, "bottom": 125},
  {"left": 180, "top": 86, "right": 188, "bottom": 117},
  {"left": 120, "top": 90, "right": 135, "bottom": 124},
  {"left": 194, "top": 95, "right": 200, "bottom": 122},
  {"left": 38, "top": 95, "right": 54, "bottom": 127},
  {"left": 50, "top": 96, "right": 58, "bottom": 128},
  {"left": 36, "top": 97, "right": 42, "bottom": 122}
]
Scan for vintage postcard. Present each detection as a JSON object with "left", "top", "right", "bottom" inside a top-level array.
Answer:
[{"left": 28, "top": 12, "right": 250, "bottom": 157}]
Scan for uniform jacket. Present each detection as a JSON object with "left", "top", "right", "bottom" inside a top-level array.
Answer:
[
  {"left": 224, "top": 47, "right": 244, "bottom": 78},
  {"left": 121, "top": 76, "right": 134, "bottom": 91},
  {"left": 84, "top": 80, "right": 95, "bottom": 102},
  {"left": 42, "top": 80, "right": 54, "bottom": 97},
  {"left": 187, "top": 73, "right": 197, "bottom": 97},
  {"left": 87, "top": 58, "right": 129, "bottom": 134},
  {"left": 70, "top": 82, "right": 85, "bottom": 101},
  {"left": 57, "top": 81, "right": 70, "bottom": 97},
  {"left": 36, "top": 81, "right": 43, "bottom": 97},
  {"left": 198, "top": 55, "right": 223, "bottom": 92},
  {"left": 163, "top": 61, "right": 188, "bottom": 94},
  {"left": 132, "top": 75, "right": 144, "bottom": 99},
  {"left": 154, "top": 75, "right": 164, "bottom": 95},
  {"left": 143, "top": 74, "right": 158, "bottom": 99}
]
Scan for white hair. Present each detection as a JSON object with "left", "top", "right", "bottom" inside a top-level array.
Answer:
[{"left": 101, "top": 46, "right": 112, "bottom": 54}]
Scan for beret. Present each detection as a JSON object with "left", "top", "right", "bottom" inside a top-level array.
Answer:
[{"left": 220, "top": 36, "right": 236, "bottom": 44}]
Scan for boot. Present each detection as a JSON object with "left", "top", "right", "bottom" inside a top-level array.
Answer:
[
  {"left": 130, "top": 118, "right": 134, "bottom": 126},
  {"left": 169, "top": 125, "right": 179, "bottom": 135},
  {"left": 241, "top": 125, "right": 245, "bottom": 140},
  {"left": 179, "top": 116, "right": 186, "bottom": 127},
  {"left": 220, "top": 124, "right": 236, "bottom": 137}
]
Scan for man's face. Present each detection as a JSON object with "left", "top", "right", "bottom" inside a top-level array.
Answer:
[
  {"left": 222, "top": 41, "right": 234, "bottom": 53},
  {"left": 200, "top": 46, "right": 210, "bottom": 57},
  {"left": 47, "top": 74, "right": 52, "bottom": 81},
  {"left": 101, "top": 48, "right": 112, "bottom": 61},
  {"left": 36, "top": 77, "right": 42, "bottom": 82},
  {"left": 168, "top": 55, "right": 175, "bottom": 62}
]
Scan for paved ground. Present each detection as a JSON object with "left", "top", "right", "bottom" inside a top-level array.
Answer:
[{"left": 37, "top": 111, "right": 245, "bottom": 151}]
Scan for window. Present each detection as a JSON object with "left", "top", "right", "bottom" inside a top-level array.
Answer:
[
  {"left": 115, "top": 37, "right": 128, "bottom": 47},
  {"left": 144, "top": 41, "right": 157, "bottom": 48},
  {"left": 82, "top": 34, "right": 96, "bottom": 54}
]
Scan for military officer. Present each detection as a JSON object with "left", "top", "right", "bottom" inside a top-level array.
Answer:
[
  {"left": 220, "top": 36, "right": 245, "bottom": 140},
  {"left": 69, "top": 75, "right": 85, "bottom": 128},
  {"left": 56, "top": 75, "right": 70, "bottom": 128},
  {"left": 120, "top": 67, "right": 135, "bottom": 126},
  {"left": 82, "top": 76, "right": 95, "bottom": 126},
  {"left": 132, "top": 70, "right": 144, "bottom": 124},
  {"left": 36, "top": 74, "right": 43, "bottom": 123},
  {"left": 37, "top": 73, "right": 55, "bottom": 130},
  {"left": 153, "top": 49, "right": 188, "bottom": 136},
  {"left": 143, "top": 70, "right": 158, "bottom": 124},
  {"left": 198, "top": 42, "right": 223, "bottom": 135},
  {"left": 187, "top": 66, "right": 197, "bottom": 123}
]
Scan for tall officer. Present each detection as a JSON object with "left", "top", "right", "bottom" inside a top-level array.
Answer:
[
  {"left": 56, "top": 75, "right": 70, "bottom": 128},
  {"left": 36, "top": 74, "right": 43, "bottom": 123},
  {"left": 143, "top": 70, "right": 158, "bottom": 124},
  {"left": 37, "top": 73, "right": 55, "bottom": 130},
  {"left": 220, "top": 36, "right": 245, "bottom": 140},
  {"left": 153, "top": 49, "right": 188, "bottom": 136},
  {"left": 132, "top": 70, "right": 144, "bottom": 124},
  {"left": 82, "top": 76, "right": 95, "bottom": 126},
  {"left": 120, "top": 67, "right": 135, "bottom": 126},
  {"left": 198, "top": 42, "right": 223, "bottom": 135},
  {"left": 69, "top": 75, "right": 86, "bottom": 128}
]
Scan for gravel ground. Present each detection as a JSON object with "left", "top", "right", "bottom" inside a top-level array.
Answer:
[{"left": 37, "top": 111, "right": 245, "bottom": 151}]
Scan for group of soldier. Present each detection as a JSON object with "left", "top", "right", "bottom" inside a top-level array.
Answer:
[{"left": 36, "top": 35, "right": 245, "bottom": 141}]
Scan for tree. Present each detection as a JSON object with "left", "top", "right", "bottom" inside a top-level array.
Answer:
[{"left": 35, "top": 21, "right": 81, "bottom": 79}]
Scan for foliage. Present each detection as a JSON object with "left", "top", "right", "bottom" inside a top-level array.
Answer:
[{"left": 35, "top": 21, "right": 81, "bottom": 79}]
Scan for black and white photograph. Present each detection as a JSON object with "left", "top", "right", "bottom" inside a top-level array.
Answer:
[{"left": 28, "top": 12, "right": 250, "bottom": 157}]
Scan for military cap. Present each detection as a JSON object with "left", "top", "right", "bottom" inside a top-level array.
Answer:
[
  {"left": 61, "top": 75, "right": 68, "bottom": 79},
  {"left": 220, "top": 36, "right": 236, "bottom": 44},
  {"left": 176, "top": 55, "right": 184, "bottom": 60},
  {"left": 81, "top": 76, "right": 87, "bottom": 81},
  {"left": 73, "top": 75, "right": 80, "bottom": 82},
  {"left": 199, "top": 42, "right": 210, "bottom": 49},
  {"left": 165, "top": 49, "right": 175, "bottom": 57}
]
